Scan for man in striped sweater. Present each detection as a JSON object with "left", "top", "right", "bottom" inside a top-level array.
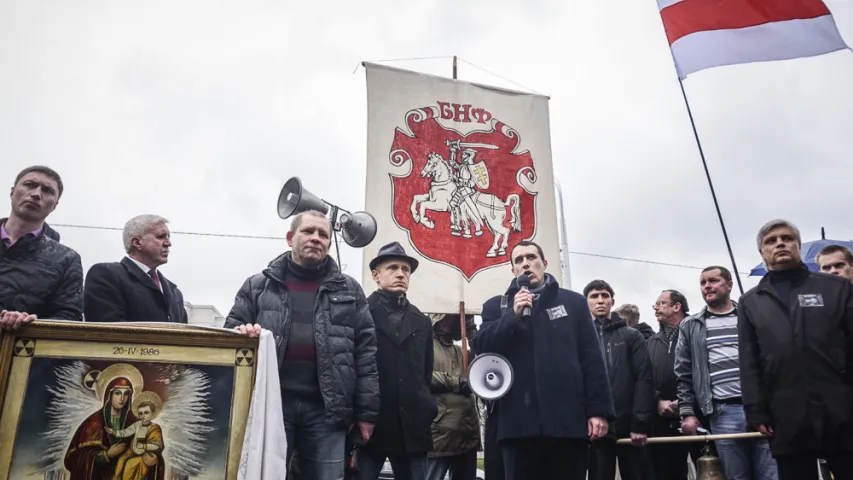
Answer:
[{"left": 674, "top": 266, "right": 779, "bottom": 480}]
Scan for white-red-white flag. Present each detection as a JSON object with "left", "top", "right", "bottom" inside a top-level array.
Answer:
[{"left": 657, "top": 0, "right": 849, "bottom": 79}]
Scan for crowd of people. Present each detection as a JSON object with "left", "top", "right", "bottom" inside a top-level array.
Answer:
[{"left": 2, "top": 164, "right": 852, "bottom": 480}]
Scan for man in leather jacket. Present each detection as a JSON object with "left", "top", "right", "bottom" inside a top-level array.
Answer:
[{"left": 675, "top": 266, "right": 778, "bottom": 480}]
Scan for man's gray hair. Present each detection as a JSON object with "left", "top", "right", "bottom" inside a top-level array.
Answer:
[
  {"left": 756, "top": 219, "right": 801, "bottom": 251},
  {"left": 289, "top": 210, "right": 330, "bottom": 234},
  {"left": 123, "top": 214, "right": 169, "bottom": 253}
]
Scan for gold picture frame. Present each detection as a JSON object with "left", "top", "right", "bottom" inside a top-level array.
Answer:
[{"left": 0, "top": 320, "right": 259, "bottom": 480}]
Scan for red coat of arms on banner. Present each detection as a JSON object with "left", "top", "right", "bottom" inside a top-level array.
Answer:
[{"left": 387, "top": 102, "right": 539, "bottom": 281}]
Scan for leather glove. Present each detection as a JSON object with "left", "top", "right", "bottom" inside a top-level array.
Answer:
[{"left": 457, "top": 376, "right": 471, "bottom": 395}]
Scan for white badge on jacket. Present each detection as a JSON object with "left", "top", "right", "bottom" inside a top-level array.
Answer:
[
  {"left": 547, "top": 305, "right": 568, "bottom": 320},
  {"left": 798, "top": 293, "right": 824, "bottom": 307}
]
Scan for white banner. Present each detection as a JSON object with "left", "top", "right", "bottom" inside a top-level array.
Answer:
[{"left": 362, "top": 62, "right": 560, "bottom": 315}]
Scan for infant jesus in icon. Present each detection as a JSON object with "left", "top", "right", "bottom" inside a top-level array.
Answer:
[{"left": 105, "top": 392, "right": 165, "bottom": 480}]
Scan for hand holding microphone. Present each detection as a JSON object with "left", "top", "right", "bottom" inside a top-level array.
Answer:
[{"left": 514, "top": 273, "right": 533, "bottom": 321}]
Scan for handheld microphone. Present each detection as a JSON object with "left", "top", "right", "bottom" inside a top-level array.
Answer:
[{"left": 517, "top": 273, "right": 532, "bottom": 319}]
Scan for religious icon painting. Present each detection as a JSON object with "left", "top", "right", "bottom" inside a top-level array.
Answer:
[{"left": 0, "top": 320, "right": 258, "bottom": 480}]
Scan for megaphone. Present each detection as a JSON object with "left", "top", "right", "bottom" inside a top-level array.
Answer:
[
  {"left": 276, "top": 176, "right": 379, "bottom": 249},
  {"left": 338, "top": 211, "right": 378, "bottom": 248},
  {"left": 277, "top": 177, "right": 329, "bottom": 219},
  {"left": 468, "top": 353, "right": 513, "bottom": 401}
]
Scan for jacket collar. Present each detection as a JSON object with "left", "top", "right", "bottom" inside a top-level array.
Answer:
[
  {"left": 596, "top": 312, "right": 628, "bottom": 331},
  {"left": 685, "top": 300, "right": 738, "bottom": 325},
  {"left": 121, "top": 257, "right": 168, "bottom": 292},
  {"left": 368, "top": 290, "right": 421, "bottom": 346},
  {"left": 502, "top": 272, "right": 558, "bottom": 296},
  {"left": 755, "top": 262, "right": 812, "bottom": 294},
  {"left": 263, "top": 251, "right": 343, "bottom": 288}
]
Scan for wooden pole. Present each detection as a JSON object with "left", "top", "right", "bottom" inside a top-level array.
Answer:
[
  {"left": 459, "top": 301, "right": 469, "bottom": 375},
  {"left": 451, "top": 56, "right": 467, "bottom": 375},
  {"left": 615, "top": 431, "right": 764, "bottom": 445}
]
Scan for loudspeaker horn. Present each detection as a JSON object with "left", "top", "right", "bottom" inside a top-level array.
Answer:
[
  {"left": 468, "top": 353, "right": 513, "bottom": 401},
  {"left": 277, "top": 177, "right": 329, "bottom": 219},
  {"left": 338, "top": 211, "right": 378, "bottom": 248}
]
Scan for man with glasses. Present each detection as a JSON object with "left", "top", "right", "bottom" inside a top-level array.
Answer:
[{"left": 646, "top": 290, "right": 703, "bottom": 480}]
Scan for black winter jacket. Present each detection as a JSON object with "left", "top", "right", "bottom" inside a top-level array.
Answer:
[
  {"left": 594, "top": 313, "right": 655, "bottom": 437},
  {"left": 0, "top": 219, "right": 83, "bottom": 320},
  {"left": 364, "top": 291, "right": 436, "bottom": 454},
  {"left": 223, "top": 252, "right": 380, "bottom": 428},
  {"left": 647, "top": 326, "right": 681, "bottom": 435},
  {"left": 738, "top": 264, "right": 853, "bottom": 455},
  {"left": 633, "top": 322, "right": 655, "bottom": 340}
]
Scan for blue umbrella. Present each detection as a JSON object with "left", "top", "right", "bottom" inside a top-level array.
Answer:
[{"left": 749, "top": 229, "right": 853, "bottom": 276}]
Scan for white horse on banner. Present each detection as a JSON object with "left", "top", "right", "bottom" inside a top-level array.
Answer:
[{"left": 410, "top": 152, "right": 521, "bottom": 258}]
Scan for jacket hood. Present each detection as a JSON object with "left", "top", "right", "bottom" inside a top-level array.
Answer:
[
  {"left": 597, "top": 312, "right": 629, "bottom": 332},
  {"left": 633, "top": 322, "right": 655, "bottom": 336},
  {"left": 429, "top": 312, "right": 476, "bottom": 329}
]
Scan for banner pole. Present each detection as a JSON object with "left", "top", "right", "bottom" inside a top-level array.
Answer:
[
  {"left": 459, "top": 301, "right": 469, "bottom": 375},
  {"left": 677, "top": 77, "right": 745, "bottom": 295},
  {"left": 451, "top": 55, "right": 468, "bottom": 374}
]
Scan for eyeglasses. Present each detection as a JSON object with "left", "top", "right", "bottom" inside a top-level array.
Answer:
[{"left": 653, "top": 301, "right": 671, "bottom": 309}]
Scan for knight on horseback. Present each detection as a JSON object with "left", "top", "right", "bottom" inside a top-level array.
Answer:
[{"left": 447, "top": 144, "right": 485, "bottom": 238}]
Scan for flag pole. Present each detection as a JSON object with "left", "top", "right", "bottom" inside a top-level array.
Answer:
[
  {"left": 676, "top": 77, "right": 745, "bottom": 295},
  {"left": 452, "top": 55, "right": 470, "bottom": 373}
]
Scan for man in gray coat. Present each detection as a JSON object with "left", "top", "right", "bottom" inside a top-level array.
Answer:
[{"left": 225, "top": 210, "right": 380, "bottom": 480}]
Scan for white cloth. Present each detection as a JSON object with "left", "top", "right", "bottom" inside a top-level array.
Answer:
[{"left": 238, "top": 330, "right": 288, "bottom": 480}]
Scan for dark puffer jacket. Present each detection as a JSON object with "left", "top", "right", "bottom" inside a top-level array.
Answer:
[
  {"left": 223, "top": 252, "right": 380, "bottom": 428},
  {"left": 594, "top": 313, "right": 655, "bottom": 438},
  {"left": 0, "top": 219, "right": 83, "bottom": 320}
]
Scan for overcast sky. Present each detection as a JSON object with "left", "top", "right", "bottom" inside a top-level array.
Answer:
[{"left": 2, "top": 1, "right": 851, "bottom": 328}]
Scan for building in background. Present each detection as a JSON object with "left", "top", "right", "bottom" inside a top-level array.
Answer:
[{"left": 183, "top": 301, "right": 225, "bottom": 328}]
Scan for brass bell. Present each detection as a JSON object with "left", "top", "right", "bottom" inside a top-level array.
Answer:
[{"left": 696, "top": 442, "right": 726, "bottom": 480}]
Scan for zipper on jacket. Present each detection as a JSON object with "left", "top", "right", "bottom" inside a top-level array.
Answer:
[{"left": 607, "top": 343, "right": 613, "bottom": 367}]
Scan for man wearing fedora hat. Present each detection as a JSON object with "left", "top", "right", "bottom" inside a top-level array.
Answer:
[{"left": 356, "top": 241, "right": 437, "bottom": 480}]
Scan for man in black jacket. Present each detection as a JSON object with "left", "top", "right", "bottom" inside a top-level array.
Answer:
[
  {"left": 615, "top": 304, "right": 655, "bottom": 340},
  {"left": 83, "top": 214, "right": 188, "bottom": 324},
  {"left": 357, "top": 242, "right": 436, "bottom": 480},
  {"left": 585, "top": 280, "right": 654, "bottom": 480},
  {"left": 1, "top": 165, "right": 83, "bottom": 330},
  {"left": 738, "top": 219, "right": 853, "bottom": 480},
  {"left": 472, "top": 240, "right": 613, "bottom": 480},
  {"left": 647, "top": 289, "right": 703, "bottom": 480},
  {"left": 225, "top": 210, "right": 379, "bottom": 480}
]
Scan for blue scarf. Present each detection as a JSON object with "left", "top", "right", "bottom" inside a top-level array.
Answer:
[{"left": 518, "top": 274, "right": 551, "bottom": 302}]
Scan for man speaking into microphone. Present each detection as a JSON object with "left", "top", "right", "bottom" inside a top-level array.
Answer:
[{"left": 472, "top": 240, "right": 614, "bottom": 480}]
